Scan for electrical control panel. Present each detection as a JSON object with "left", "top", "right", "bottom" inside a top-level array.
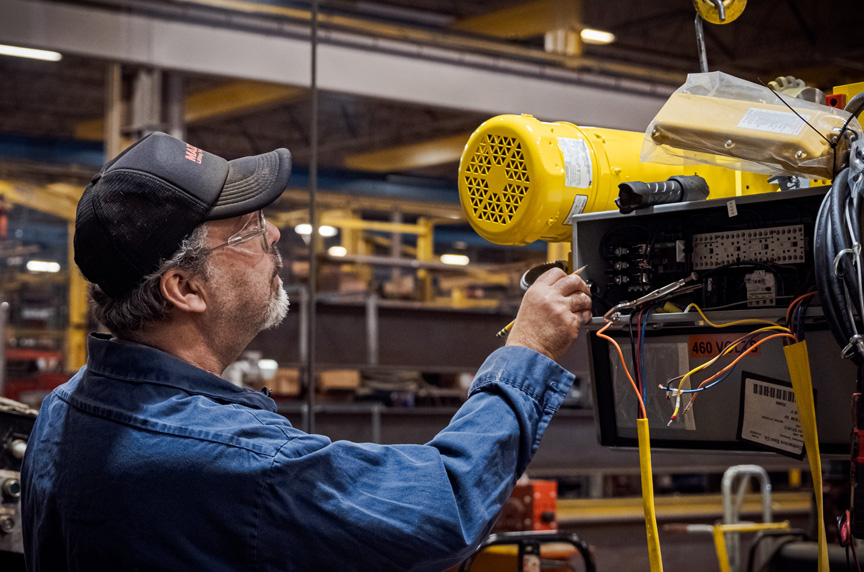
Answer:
[
  {"left": 574, "top": 187, "right": 855, "bottom": 453},
  {"left": 579, "top": 189, "right": 820, "bottom": 314}
]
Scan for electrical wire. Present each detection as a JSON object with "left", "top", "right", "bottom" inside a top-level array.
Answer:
[
  {"left": 639, "top": 304, "right": 656, "bottom": 407},
  {"left": 683, "top": 303, "right": 790, "bottom": 331},
  {"left": 597, "top": 321, "right": 647, "bottom": 419},
  {"left": 629, "top": 308, "right": 643, "bottom": 404},
  {"left": 658, "top": 303, "right": 795, "bottom": 423},
  {"left": 660, "top": 329, "right": 794, "bottom": 422}
]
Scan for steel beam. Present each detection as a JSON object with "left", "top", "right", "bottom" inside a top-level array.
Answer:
[
  {"left": 343, "top": 133, "right": 470, "bottom": 172},
  {"left": 76, "top": 80, "right": 306, "bottom": 141},
  {"left": 452, "top": 0, "right": 578, "bottom": 40},
  {"left": 0, "top": 0, "right": 673, "bottom": 131}
]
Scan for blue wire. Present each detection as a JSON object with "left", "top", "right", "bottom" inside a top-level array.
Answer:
[
  {"left": 796, "top": 300, "right": 808, "bottom": 341},
  {"left": 660, "top": 366, "right": 736, "bottom": 393},
  {"left": 659, "top": 333, "right": 759, "bottom": 394},
  {"left": 639, "top": 304, "right": 654, "bottom": 406}
]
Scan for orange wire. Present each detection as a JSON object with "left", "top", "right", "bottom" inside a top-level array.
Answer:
[
  {"left": 687, "top": 332, "right": 797, "bottom": 409},
  {"left": 598, "top": 321, "right": 647, "bottom": 419},
  {"left": 785, "top": 291, "right": 817, "bottom": 329}
]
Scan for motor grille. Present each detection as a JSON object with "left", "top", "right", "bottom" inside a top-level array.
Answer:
[{"left": 463, "top": 134, "right": 530, "bottom": 225}]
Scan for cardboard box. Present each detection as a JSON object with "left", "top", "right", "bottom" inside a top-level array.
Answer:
[
  {"left": 273, "top": 368, "right": 300, "bottom": 396},
  {"left": 319, "top": 369, "right": 360, "bottom": 391}
]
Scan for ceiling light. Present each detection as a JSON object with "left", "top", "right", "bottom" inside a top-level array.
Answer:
[
  {"left": 294, "top": 224, "right": 338, "bottom": 237},
  {"left": 440, "top": 254, "right": 470, "bottom": 266},
  {"left": 0, "top": 43, "right": 62, "bottom": 62},
  {"left": 27, "top": 260, "right": 61, "bottom": 273},
  {"left": 328, "top": 246, "right": 347, "bottom": 257},
  {"left": 580, "top": 28, "right": 616, "bottom": 45}
]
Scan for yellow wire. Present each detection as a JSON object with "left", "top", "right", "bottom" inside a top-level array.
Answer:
[
  {"left": 674, "top": 326, "right": 789, "bottom": 391},
  {"left": 667, "top": 325, "right": 793, "bottom": 423},
  {"left": 684, "top": 303, "right": 791, "bottom": 332}
]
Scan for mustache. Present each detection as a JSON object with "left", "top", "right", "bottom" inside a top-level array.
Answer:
[{"left": 271, "top": 250, "right": 283, "bottom": 280}]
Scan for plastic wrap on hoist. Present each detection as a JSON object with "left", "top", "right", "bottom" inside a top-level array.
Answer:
[{"left": 641, "top": 72, "right": 861, "bottom": 180}]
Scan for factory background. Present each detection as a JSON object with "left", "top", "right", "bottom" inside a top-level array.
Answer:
[{"left": 2, "top": 0, "right": 864, "bottom": 570}]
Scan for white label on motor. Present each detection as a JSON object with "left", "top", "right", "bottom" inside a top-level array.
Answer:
[
  {"left": 557, "top": 137, "right": 593, "bottom": 188},
  {"left": 737, "top": 108, "right": 811, "bottom": 136},
  {"left": 739, "top": 376, "right": 803, "bottom": 456},
  {"left": 563, "top": 195, "right": 589, "bottom": 224}
]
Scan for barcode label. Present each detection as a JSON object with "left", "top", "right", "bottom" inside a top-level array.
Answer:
[
  {"left": 739, "top": 375, "right": 803, "bottom": 457},
  {"left": 753, "top": 382, "right": 795, "bottom": 403}
]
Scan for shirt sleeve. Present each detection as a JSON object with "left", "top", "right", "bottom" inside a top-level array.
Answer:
[{"left": 256, "top": 346, "right": 574, "bottom": 572}]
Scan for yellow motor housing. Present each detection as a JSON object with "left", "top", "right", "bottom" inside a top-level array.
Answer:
[{"left": 458, "top": 114, "right": 776, "bottom": 246}]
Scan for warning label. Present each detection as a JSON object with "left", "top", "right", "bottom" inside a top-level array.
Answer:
[
  {"left": 737, "top": 108, "right": 810, "bottom": 136},
  {"left": 557, "top": 137, "right": 593, "bottom": 189}
]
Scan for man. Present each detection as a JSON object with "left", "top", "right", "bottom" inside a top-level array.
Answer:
[{"left": 21, "top": 132, "right": 592, "bottom": 571}]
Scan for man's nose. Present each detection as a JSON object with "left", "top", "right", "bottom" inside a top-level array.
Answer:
[{"left": 266, "top": 220, "right": 281, "bottom": 249}]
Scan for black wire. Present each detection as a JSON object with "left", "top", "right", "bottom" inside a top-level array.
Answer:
[
  {"left": 759, "top": 79, "right": 833, "bottom": 146},
  {"left": 628, "top": 309, "right": 640, "bottom": 396},
  {"left": 815, "top": 168, "right": 864, "bottom": 365}
]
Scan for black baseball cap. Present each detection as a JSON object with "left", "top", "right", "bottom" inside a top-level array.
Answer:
[{"left": 74, "top": 132, "right": 292, "bottom": 298}]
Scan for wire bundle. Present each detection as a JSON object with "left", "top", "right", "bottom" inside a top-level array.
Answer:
[
  {"left": 814, "top": 96, "right": 864, "bottom": 365},
  {"left": 601, "top": 301, "right": 799, "bottom": 424},
  {"left": 658, "top": 304, "right": 795, "bottom": 424}
]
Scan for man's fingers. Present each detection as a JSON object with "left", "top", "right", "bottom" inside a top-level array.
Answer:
[
  {"left": 568, "top": 292, "right": 592, "bottom": 313},
  {"left": 531, "top": 267, "right": 567, "bottom": 287},
  {"left": 550, "top": 272, "right": 590, "bottom": 296}
]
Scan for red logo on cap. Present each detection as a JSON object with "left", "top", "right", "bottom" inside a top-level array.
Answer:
[{"left": 185, "top": 144, "right": 203, "bottom": 164}]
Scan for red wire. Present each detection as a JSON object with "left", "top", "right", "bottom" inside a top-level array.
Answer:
[
  {"left": 785, "top": 291, "right": 817, "bottom": 335},
  {"left": 598, "top": 321, "right": 647, "bottom": 419},
  {"left": 687, "top": 332, "right": 797, "bottom": 410}
]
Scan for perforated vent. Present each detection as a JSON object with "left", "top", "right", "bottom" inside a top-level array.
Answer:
[{"left": 464, "top": 134, "right": 530, "bottom": 225}]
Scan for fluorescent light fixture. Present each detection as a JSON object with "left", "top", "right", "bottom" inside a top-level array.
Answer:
[
  {"left": 328, "top": 246, "right": 348, "bottom": 257},
  {"left": 27, "top": 260, "right": 61, "bottom": 273},
  {"left": 440, "top": 254, "right": 470, "bottom": 266},
  {"left": 580, "top": 28, "right": 616, "bottom": 45},
  {"left": 0, "top": 43, "right": 62, "bottom": 62},
  {"left": 294, "top": 224, "right": 338, "bottom": 237}
]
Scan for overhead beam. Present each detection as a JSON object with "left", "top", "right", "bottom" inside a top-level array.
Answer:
[
  {"left": 343, "top": 134, "right": 470, "bottom": 173},
  {"left": 0, "top": 0, "right": 674, "bottom": 132},
  {"left": 451, "top": 0, "right": 577, "bottom": 39},
  {"left": 0, "top": 180, "right": 81, "bottom": 221},
  {"left": 75, "top": 80, "right": 305, "bottom": 141}
]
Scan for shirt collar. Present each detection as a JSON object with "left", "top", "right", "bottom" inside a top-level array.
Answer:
[{"left": 85, "top": 333, "right": 277, "bottom": 411}]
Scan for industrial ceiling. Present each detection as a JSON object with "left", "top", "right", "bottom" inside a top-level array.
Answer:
[{"left": 0, "top": 0, "right": 862, "bottom": 230}]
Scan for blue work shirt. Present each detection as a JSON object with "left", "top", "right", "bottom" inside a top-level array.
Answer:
[{"left": 22, "top": 333, "right": 574, "bottom": 571}]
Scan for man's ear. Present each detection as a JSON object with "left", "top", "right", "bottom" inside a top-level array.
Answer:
[{"left": 160, "top": 268, "right": 207, "bottom": 313}]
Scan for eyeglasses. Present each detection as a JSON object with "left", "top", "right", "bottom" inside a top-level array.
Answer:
[{"left": 206, "top": 210, "right": 270, "bottom": 254}]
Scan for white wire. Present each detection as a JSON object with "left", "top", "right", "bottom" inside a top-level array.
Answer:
[{"left": 844, "top": 203, "right": 864, "bottom": 327}]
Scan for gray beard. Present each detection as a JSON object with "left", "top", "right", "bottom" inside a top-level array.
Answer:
[{"left": 261, "top": 277, "right": 290, "bottom": 330}]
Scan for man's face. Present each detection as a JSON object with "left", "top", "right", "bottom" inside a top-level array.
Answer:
[{"left": 202, "top": 212, "right": 289, "bottom": 339}]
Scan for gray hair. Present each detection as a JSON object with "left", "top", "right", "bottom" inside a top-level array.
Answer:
[{"left": 88, "top": 225, "right": 211, "bottom": 337}]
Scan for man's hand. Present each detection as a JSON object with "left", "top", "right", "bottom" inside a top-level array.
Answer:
[{"left": 505, "top": 268, "right": 592, "bottom": 362}]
